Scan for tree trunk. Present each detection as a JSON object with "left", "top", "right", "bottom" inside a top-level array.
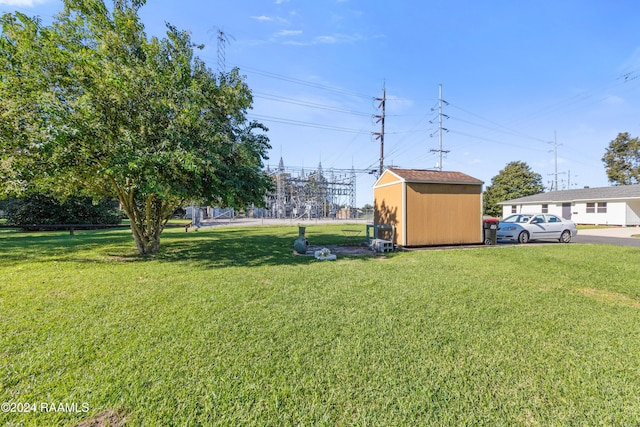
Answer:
[{"left": 113, "top": 182, "right": 178, "bottom": 255}]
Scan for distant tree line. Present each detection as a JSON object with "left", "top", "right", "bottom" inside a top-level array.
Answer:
[
  {"left": 2, "top": 193, "right": 122, "bottom": 226},
  {"left": 483, "top": 161, "right": 544, "bottom": 217},
  {"left": 602, "top": 132, "right": 640, "bottom": 185}
]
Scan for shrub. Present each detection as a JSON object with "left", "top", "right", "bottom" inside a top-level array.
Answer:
[{"left": 5, "top": 194, "right": 122, "bottom": 226}]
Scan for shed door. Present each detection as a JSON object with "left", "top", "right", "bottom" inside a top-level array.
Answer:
[{"left": 562, "top": 203, "right": 572, "bottom": 220}]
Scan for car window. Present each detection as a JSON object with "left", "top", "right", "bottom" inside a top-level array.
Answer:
[
  {"left": 547, "top": 215, "right": 560, "bottom": 223},
  {"left": 503, "top": 215, "right": 532, "bottom": 223},
  {"left": 502, "top": 215, "right": 519, "bottom": 223},
  {"left": 532, "top": 215, "right": 546, "bottom": 224}
]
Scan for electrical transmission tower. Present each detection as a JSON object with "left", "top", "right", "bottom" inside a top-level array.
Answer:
[
  {"left": 430, "top": 84, "right": 449, "bottom": 171},
  {"left": 349, "top": 166, "right": 356, "bottom": 213},
  {"left": 216, "top": 28, "right": 234, "bottom": 73},
  {"left": 373, "top": 84, "right": 386, "bottom": 177}
]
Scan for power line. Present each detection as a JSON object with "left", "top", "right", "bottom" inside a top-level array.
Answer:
[
  {"left": 248, "top": 114, "right": 372, "bottom": 134},
  {"left": 252, "top": 91, "right": 373, "bottom": 116},
  {"left": 448, "top": 103, "right": 549, "bottom": 144},
  {"left": 231, "top": 63, "right": 373, "bottom": 99}
]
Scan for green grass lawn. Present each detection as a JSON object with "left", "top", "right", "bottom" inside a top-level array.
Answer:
[{"left": 2, "top": 225, "right": 640, "bottom": 426}]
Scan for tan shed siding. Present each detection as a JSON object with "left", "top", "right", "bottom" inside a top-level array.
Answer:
[
  {"left": 374, "top": 182, "right": 403, "bottom": 245},
  {"left": 375, "top": 171, "right": 401, "bottom": 187},
  {"left": 405, "top": 183, "right": 482, "bottom": 246}
]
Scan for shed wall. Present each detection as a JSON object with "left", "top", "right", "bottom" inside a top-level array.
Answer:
[
  {"left": 374, "top": 182, "right": 403, "bottom": 244},
  {"left": 376, "top": 172, "right": 401, "bottom": 187},
  {"left": 406, "top": 183, "right": 482, "bottom": 246}
]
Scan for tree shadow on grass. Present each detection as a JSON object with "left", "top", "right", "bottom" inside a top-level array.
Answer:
[
  {"left": 154, "top": 230, "right": 304, "bottom": 267},
  {"left": 152, "top": 226, "right": 379, "bottom": 267},
  {"left": 0, "top": 225, "right": 380, "bottom": 268},
  {"left": 139, "top": 225, "right": 380, "bottom": 268},
  {"left": 0, "top": 228, "right": 134, "bottom": 266}
]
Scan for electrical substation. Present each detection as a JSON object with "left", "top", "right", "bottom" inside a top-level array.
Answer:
[{"left": 262, "top": 158, "right": 359, "bottom": 219}]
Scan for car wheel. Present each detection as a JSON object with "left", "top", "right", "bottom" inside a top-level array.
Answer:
[
  {"left": 517, "top": 231, "right": 529, "bottom": 244},
  {"left": 559, "top": 230, "right": 572, "bottom": 243}
]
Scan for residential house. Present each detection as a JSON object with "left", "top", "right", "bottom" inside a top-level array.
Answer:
[{"left": 498, "top": 184, "right": 640, "bottom": 226}]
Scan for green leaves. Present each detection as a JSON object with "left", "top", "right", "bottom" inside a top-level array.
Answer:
[
  {"left": 0, "top": 0, "right": 271, "bottom": 254},
  {"left": 602, "top": 132, "right": 640, "bottom": 185},
  {"left": 483, "top": 161, "right": 545, "bottom": 217}
]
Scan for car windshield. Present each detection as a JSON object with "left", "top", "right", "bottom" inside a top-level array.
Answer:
[{"left": 502, "top": 214, "right": 532, "bottom": 223}]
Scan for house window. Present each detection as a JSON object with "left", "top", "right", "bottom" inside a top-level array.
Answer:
[
  {"left": 586, "top": 202, "right": 607, "bottom": 213},
  {"left": 511, "top": 205, "right": 517, "bottom": 213},
  {"left": 541, "top": 204, "right": 548, "bottom": 213}
]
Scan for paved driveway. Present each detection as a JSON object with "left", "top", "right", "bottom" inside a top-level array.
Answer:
[{"left": 572, "top": 227, "right": 640, "bottom": 247}]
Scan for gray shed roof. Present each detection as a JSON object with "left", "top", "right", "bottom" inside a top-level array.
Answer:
[
  {"left": 383, "top": 168, "right": 483, "bottom": 185},
  {"left": 499, "top": 184, "right": 640, "bottom": 205}
]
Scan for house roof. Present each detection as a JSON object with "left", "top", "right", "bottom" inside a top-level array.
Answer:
[
  {"left": 383, "top": 168, "right": 483, "bottom": 185},
  {"left": 499, "top": 184, "right": 640, "bottom": 205}
]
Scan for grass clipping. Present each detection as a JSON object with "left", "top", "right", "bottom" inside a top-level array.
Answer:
[
  {"left": 578, "top": 288, "right": 640, "bottom": 309},
  {"left": 75, "top": 410, "right": 128, "bottom": 427}
]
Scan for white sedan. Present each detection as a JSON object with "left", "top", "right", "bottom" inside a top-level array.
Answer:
[{"left": 497, "top": 213, "right": 578, "bottom": 244}]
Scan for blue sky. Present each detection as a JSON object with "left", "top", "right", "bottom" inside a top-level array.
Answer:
[{"left": 3, "top": 0, "right": 640, "bottom": 207}]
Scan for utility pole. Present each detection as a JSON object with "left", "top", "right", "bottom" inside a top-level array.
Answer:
[
  {"left": 567, "top": 170, "right": 577, "bottom": 189},
  {"left": 430, "top": 84, "right": 449, "bottom": 171},
  {"left": 547, "top": 131, "right": 562, "bottom": 190},
  {"left": 553, "top": 130, "right": 558, "bottom": 192},
  {"left": 374, "top": 84, "right": 386, "bottom": 177}
]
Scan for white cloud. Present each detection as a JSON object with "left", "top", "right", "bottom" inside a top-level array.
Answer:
[
  {"left": 250, "top": 15, "right": 290, "bottom": 25},
  {"left": 314, "top": 33, "right": 363, "bottom": 44},
  {"left": 386, "top": 96, "right": 414, "bottom": 114},
  {"left": 275, "top": 29, "right": 302, "bottom": 37},
  {"left": 271, "top": 32, "right": 363, "bottom": 46},
  {"left": 0, "top": 0, "right": 50, "bottom": 6},
  {"left": 315, "top": 35, "right": 337, "bottom": 44},
  {"left": 604, "top": 95, "right": 625, "bottom": 105},
  {"left": 251, "top": 15, "right": 273, "bottom": 22}
]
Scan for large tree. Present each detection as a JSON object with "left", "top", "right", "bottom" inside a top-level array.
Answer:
[
  {"left": 602, "top": 132, "right": 640, "bottom": 185},
  {"left": 0, "top": 0, "right": 272, "bottom": 254},
  {"left": 483, "top": 161, "right": 545, "bottom": 217}
]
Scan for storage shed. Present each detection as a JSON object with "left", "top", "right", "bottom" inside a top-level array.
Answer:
[{"left": 373, "top": 168, "right": 484, "bottom": 246}]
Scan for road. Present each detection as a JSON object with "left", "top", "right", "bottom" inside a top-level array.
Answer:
[
  {"left": 572, "top": 227, "right": 640, "bottom": 247},
  {"left": 500, "top": 228, "right": 640, "bottom": 247}
]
